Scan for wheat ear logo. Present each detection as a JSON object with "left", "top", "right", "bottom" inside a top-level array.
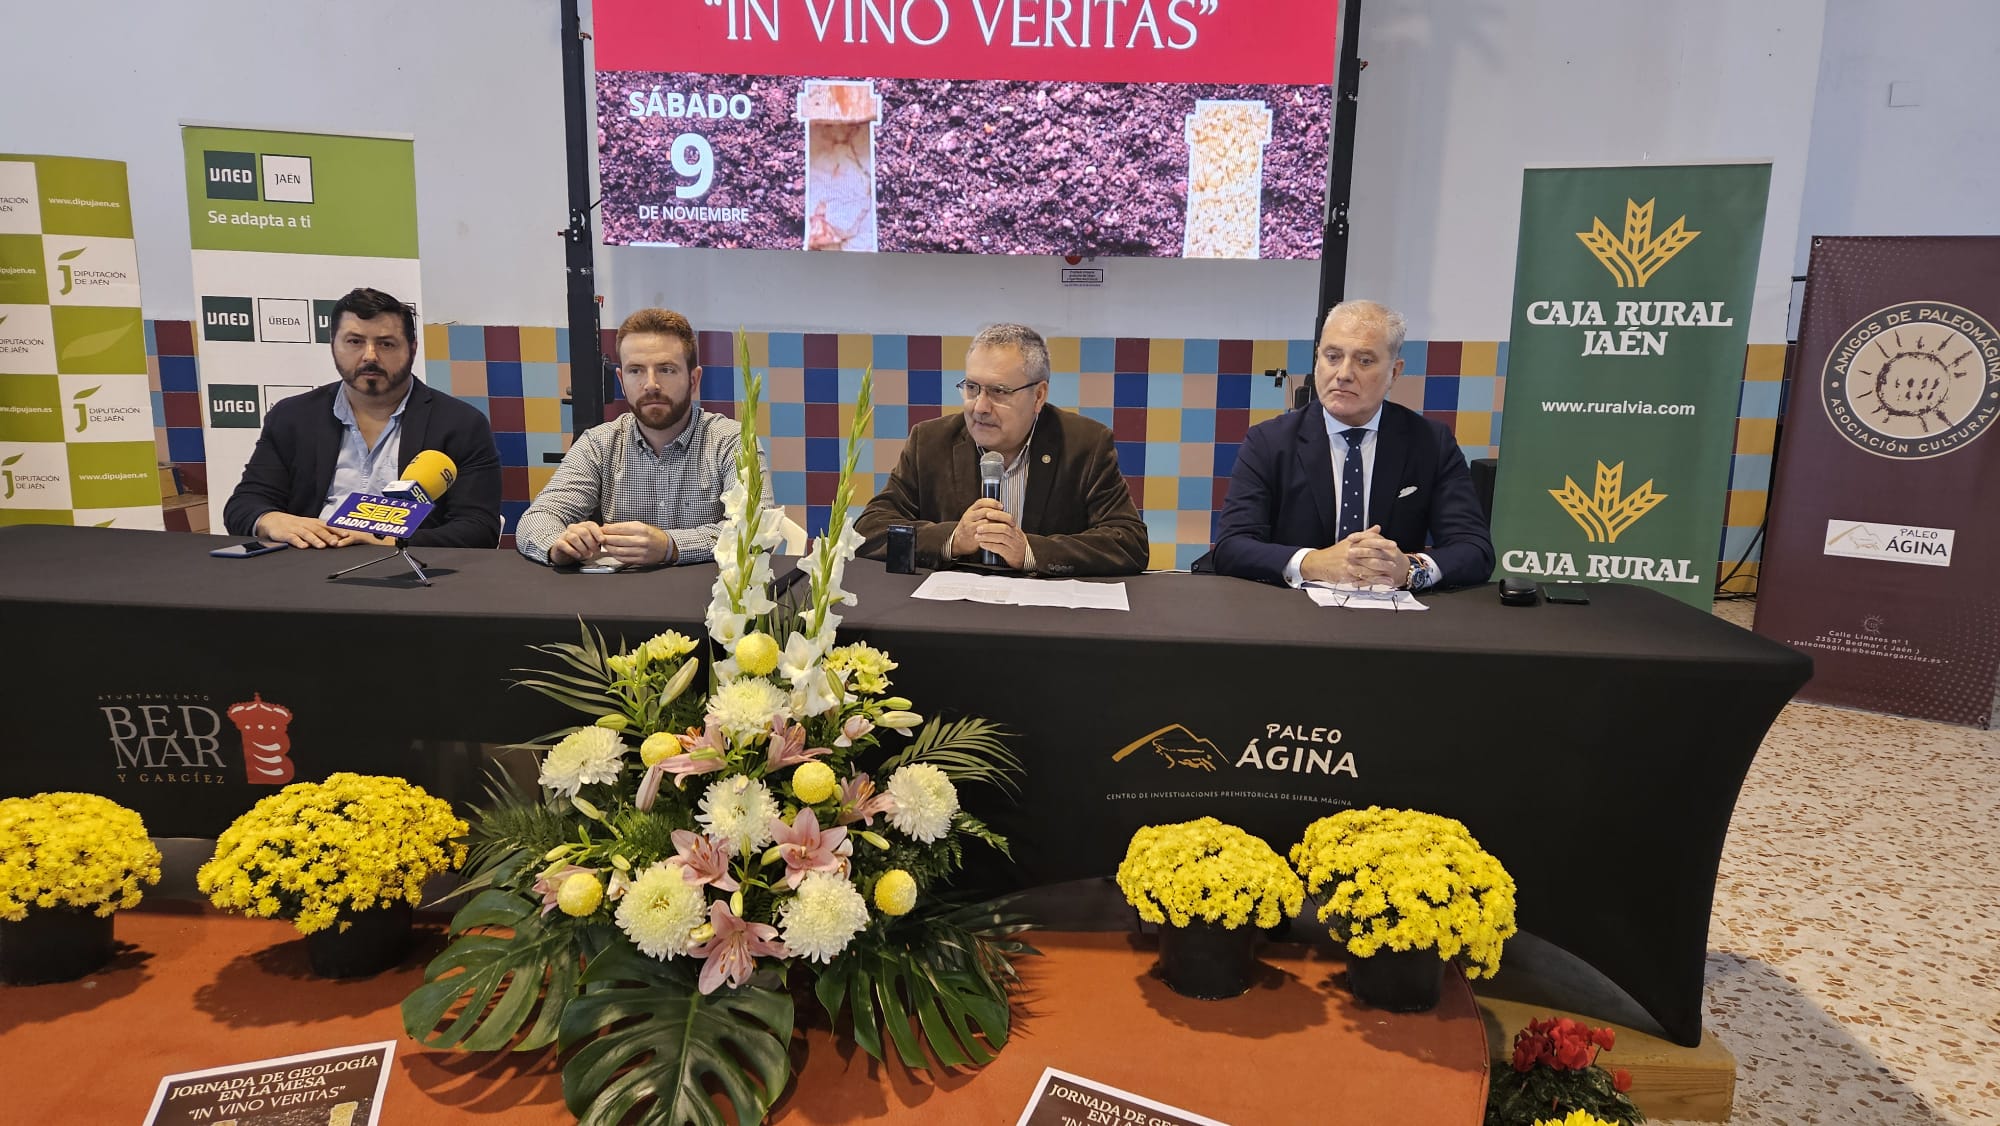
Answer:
[
  {"left": 72, "top": 385, "right": 100, "bottom": 432},
  {"left": 2, "top": 453, "right": 20, "bottom": 499},
  {"left": 1576, "top": 199, "right": 1698, "bottom": 288},
  {"left": 1550, "top": 461, "right": 1667, "bottom": 543},
  {"left": 56, "top": 247, "right": 85, "bottom": 295}
]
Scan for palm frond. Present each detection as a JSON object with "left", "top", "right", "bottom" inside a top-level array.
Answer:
[{"left": 879, "top": 716, "right": 1021, "bottom": 796}]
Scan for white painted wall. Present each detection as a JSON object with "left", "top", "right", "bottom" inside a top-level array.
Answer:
[
  {"left": 1795, "top": 0, "right": 2000, "bottom": 267},
  {"left": 0, "top": 0, "right": 570, "bottom": 328},
  {"left": 24, "top": 0, "right": 1983, "bottom": 348}
]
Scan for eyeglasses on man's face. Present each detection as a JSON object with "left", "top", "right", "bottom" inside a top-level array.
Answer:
[{"left": 956, "top": 378, "right": 1044, "bottom": 404}]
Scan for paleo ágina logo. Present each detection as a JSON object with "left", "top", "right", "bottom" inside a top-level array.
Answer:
[
  {"left": 1112, "top": 722, "right": 1357, "bottom": 779},
  {"left": 1577, "top": 198, "right": 1698, "bottom": 288},
  {"left": 98, "top": 690, "right": 298, "bottom": 785},
  {"left": 1820, "top": 301, "right": 2000, "bottom": 460}
]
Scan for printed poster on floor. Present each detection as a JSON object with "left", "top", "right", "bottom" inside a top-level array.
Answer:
[
  {"left": 0, "top": 153, "right": 162, "bottom": 530},
  {"left": 1753, "top": 236, "right": 2000, "bottom": 729},
  {"left": 181, "top": 125, "right": 423, "bottom": 507},
  {"left": 1490, "top": 162, "right": 1771, "bottom": 608},
  {"left": 142, "top": 1040, "right": 394, "bottom": 1126},
  {"left": 592, "top": 0, "right": 1340, "bottom": 257}
]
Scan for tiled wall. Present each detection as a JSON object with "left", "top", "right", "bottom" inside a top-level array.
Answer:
[{"left": 143, "top": 322, "right": 1785, "bottom": 579}]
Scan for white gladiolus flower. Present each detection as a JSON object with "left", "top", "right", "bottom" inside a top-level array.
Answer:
[{"left": 790, "top": 665, "right": 842, "bottom": 719}]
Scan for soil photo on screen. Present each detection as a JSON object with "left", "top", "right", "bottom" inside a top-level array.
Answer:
[
  {"left": 597, "top": 73, "right": 1330, "bottom": 258},
  {"left": 870, "top": 78, "right": 1330, "bottom": 259}
]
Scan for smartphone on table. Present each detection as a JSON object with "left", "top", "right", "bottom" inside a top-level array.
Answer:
[
  {"left": 1543, "top": 582, "right": 1591, "bottom": 605},
  {"left": 209, "top": 540, "right": 288, "bottom": 559}
]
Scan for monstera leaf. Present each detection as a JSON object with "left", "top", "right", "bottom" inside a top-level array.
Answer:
[
  {"left": 559, "top": 945, "right": 794, "bottom": 1126},
  {"left": 814, "top": 901, "right": 1034, "bottom": 1070},
  {"left": 402, "top": 888, "right": 603, "bottom": 1051}
]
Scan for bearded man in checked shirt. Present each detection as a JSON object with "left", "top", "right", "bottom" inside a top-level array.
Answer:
[{"left": 516, "top": 308, "right": 767, "bottom": 567}]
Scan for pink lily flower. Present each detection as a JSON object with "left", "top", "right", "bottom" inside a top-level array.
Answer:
[
  {"left": 670, "top": 828, "right": 740, "bottom": 892},
  {"left": 834, "top": 771, "right": 896, "bottom": 827},
  {"left": 688, "top": 900, "right": 787, "bottom": 994},
  {"left": 832, "top": 714, "right": 874, "bottom": 748},
  {"left": 767, "top": 806, "right": 852, "bottom": 889},
  {"left": 635, "top": 723, "right": 731, "bottom": 810},
  {"left": 530, "top": 864, "right": 598, "bottom": 917},
  {"left": 765, "top": 717, "right": 831, "bottom": 770}
]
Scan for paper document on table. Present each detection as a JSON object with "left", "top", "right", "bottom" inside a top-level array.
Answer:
[
  {"left": 1303, "top": 583, "right": 1428, "bottom": 611},
  {"left": 910, "top": 571, "right": 1130, "bottom": 611}
]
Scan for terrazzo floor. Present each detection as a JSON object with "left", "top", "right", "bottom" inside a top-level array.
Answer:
[{"left": 1653, "top": 601, "right": 2000, "bottom": 1125}]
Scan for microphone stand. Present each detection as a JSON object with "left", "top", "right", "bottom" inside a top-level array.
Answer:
[{"left": 326, "top": 541, "right": 434, "bottom": 586}]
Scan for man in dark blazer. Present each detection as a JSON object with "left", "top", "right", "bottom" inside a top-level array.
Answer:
[
  {"left": 1212, "top": 301, "right": 1493, "bottom": 589},
  {"left": 857, "top": 324, "right": 1147, "bottom": 576},
  {"left": 223, "top": 287, "right": 502, "bottom": 549}
]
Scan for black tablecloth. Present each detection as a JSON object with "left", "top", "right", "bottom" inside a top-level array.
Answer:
[{"left": 0, "top": 525, "right": 1810, "bottom": 1045}]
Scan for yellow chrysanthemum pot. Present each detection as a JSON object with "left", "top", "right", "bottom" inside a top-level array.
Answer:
[{"left": 0, "top": 792, "right": 162, "bottom": 985}]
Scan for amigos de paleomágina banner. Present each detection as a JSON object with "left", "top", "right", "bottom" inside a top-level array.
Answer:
[
  {"left": 1753, "top": 236, "right": 2000, "bottom": 729},
  {"left": 182, "top": 125, "right": 423, "bottom": 507},
  {"left": 1490, "top": 163, "right": 1771, "bottom": 608},
  {"left": 0, "top": 154, "right": 161, "bottom": 530},
  {"left": 593, "top": 0, "right": 1338, "bottom": 257}
]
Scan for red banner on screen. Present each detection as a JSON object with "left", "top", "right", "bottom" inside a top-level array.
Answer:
[{"left": 594, "top": 0, "right": 1340, "bottom": 86}]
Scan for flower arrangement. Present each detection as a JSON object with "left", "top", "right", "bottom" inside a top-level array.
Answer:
[
  {"left": 1116, "top": 817, "right": 1303, "bottom": 930},
  {"left": 1289, "top": 805, "right": 1517, "bottom": 977},
  {"left": 0, "top": 792, "right": 161, "bottom": 921},
  {"left": 196, "top": 772, "right": 468, "bottom": 935},
  {"left": 1486, "top": 1017, "right": 1643, "bottom": 1126},
  {"left": 402, "top": 338, "right": 1032, "bottom": 1126}
]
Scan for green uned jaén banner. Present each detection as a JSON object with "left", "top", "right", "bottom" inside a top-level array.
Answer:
[
  {"left": 182, "top": 126, "right": 418, "bottom": 258},
  {"left": 1490, "top": 163, "right": 1772, "bottom": 608}
]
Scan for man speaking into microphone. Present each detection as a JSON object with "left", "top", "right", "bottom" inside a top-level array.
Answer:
[
  {"left": 224, "top": 287, "right": 502, "bottom": 549},
  {"left": 857, "top": 323, "right": 1146, "bottom": 576}
]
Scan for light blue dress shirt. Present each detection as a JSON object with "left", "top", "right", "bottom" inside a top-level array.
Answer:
[{"left": 317, "top": 386, "right": 410, "bottom": 519}]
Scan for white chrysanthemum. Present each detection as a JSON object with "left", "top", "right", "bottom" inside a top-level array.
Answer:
[
  {"left": 885, "top": 763, "right": 959, "bottom": 843},
  {"left": 697, "top": 775, "right": 782, "bottom": 852},
  {"left": 615, "top": 862, "right": 707, "bottom": 959},
  {"left": 539, "top": 726, "right": 627, "bottom": 798},
  {"left": 707, "top": 677, "right": 790, "bottom": 742},
  {"left": 780, "top": 871, "right": 870, "bottom": 963}
]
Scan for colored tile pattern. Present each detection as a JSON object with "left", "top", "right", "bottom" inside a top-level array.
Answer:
[{"left": 142, "top": 323, "right": 1790, "bottom": 576}]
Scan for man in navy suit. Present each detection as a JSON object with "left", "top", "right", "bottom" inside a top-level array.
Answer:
[
  {"left": 223, "top": 287, "right": 501, "bottom": 549},
  {"left": 1212, "top": 300, "right": 1493, "bottom": 589}
]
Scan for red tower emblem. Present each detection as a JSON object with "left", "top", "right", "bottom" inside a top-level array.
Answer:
[{"left": 228, "top": 693, "right": 296, "bottom": 785}]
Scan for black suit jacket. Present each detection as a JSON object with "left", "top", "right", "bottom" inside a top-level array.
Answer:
[
  {"left": 856, "top": 404, "right": 1148, "bottom": 576},
  {"left": 223, "top": 380, "right": 503, "bottom": 548},
  {"left": 1211, "top": 401, "right": 1494, "bottom": 586}
]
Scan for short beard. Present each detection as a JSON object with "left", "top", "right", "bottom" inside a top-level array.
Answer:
[
  {"left": 339, "top": 357, "right": 414, "bottom": 400},
  {"left": 634, "top": 396, "right": 690, "bottom": 433}
]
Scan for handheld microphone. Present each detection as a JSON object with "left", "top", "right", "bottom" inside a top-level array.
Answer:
[{"left": 977, "top": 451, "right": 1004, "bottom": 567}]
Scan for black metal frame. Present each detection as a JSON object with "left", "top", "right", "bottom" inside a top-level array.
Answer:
[{"left": 561, "top": 0, "right": 604, "bottom": 438}]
